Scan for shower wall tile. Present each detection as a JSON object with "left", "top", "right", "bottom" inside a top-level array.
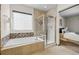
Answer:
[{"left": 1, "top": 34, "right": 10, "bottom": 47}]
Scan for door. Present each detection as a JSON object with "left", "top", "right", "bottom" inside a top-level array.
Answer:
[{"left": 47, "top": 17, "right": 55, "bottom": 44}]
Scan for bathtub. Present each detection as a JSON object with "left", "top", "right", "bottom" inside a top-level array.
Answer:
[{"left": 1, "top": 37, "right": 44, "bottom": 55}]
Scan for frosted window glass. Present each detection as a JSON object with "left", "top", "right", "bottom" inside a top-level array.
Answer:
[{"left": 13, "top": 12, "right": 33, "bottom": 31}]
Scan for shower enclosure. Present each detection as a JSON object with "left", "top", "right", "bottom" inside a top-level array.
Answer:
[{"left": 36, "top": 15, "right": 56, "bottom": 47}]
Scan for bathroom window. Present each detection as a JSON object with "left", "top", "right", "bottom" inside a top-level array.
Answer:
[{"left": 12, "top": 11, "right": 33, "bottom": 32}]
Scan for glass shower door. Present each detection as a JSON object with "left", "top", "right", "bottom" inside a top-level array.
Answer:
[{"left": 47, "top": 16, "right": 55, "bottom": 45}]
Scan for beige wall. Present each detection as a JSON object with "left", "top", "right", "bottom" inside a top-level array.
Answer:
[
  {"left": 65, "top": 15, "right": 79, "bottom": 33},
  {"left": 0, "top": 5, "right": 1, "bottom": 39},
  {"left": 33, "top": 9, "right": 46, "bottom": 35},
  {"left": 47, "top": 8, "right": 57, "bottom": 17},
  {"left": 1, "top": 4, "right": 10, "bottom": 38},
  {"left": 0, "top": 5, "right": 1, "bottom": 54}
]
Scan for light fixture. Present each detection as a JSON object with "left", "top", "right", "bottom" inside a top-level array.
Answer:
[{"left": 44, "top": 6, "right": 47, "bottom": 8}]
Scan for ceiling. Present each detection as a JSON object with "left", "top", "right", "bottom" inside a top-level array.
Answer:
[{"left": 25, "top": 4, "right": 57, "bottom": 11}]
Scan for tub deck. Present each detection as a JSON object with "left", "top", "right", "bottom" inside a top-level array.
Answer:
[{"left": 1, "top": 37, "right": 44, "bottom": 55}]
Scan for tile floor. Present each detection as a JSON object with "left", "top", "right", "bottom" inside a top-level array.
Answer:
[{"left": 32, "top": 40, "right": 79, "bottom": 55}]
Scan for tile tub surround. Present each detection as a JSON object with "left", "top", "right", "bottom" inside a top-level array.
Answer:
[
  {"left": 1, "top": 32, "right": 34, "bottom": 47},
  {"left": 1, "top": 34, "right": 10, "bottom": 47},
  {"left": 10, "top": 32, "right": 34, "bottom": 39}
]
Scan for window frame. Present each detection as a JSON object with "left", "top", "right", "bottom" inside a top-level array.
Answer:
[{"left": 11, "top": 10, "right": 33, "bottom": 33}]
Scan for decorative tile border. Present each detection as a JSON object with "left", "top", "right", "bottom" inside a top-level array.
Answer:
[{"left": 10, "top": 32, "right": 34, "bottom": 39}]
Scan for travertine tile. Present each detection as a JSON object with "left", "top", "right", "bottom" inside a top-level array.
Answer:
[{"left": 32, "top": 40, "right": 79, "bottom": 55}]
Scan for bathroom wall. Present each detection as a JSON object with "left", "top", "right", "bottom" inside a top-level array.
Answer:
[
  {"left": 1, "top": 4, "right": 11, "bottom": 46},
  {"left": 1, "top": 4, "right": 10, "bottom": 38},
  {"left": 47, "top": 8, "right": 57, "bottom": 17},
  {"left": 59, "top": 15, "right": 79, "bottom": 33},
  {"left": 33, "top": 9, "right": 46, "bottom": 36},
  {"left": 0, "top": 4, "right": 1, "bottom": 54},
  {"left": 65, "top": 15, "right": 79, "bottom": 33}
]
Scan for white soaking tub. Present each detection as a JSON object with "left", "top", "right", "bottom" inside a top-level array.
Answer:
[{"left": 1, "top": 37, "right": 44, "bottom": 55}]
